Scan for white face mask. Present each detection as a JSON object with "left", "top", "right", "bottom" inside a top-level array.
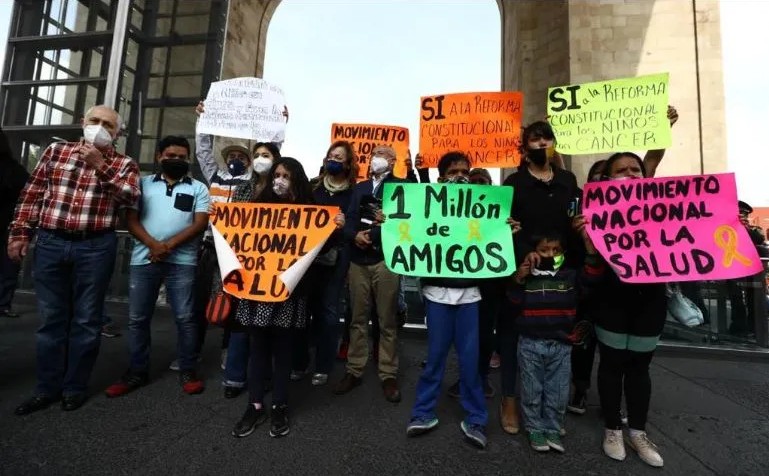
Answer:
[
  {"left": 83, "top": 124, "right": 113, "bottom": 148},
  {"left": 253, "top": 157, "right": 272, "bottom": 174},
  {"left": 272, "top": 177, "right": 290, "bottom": 197},
  {"left": 370, "top": 155, "right": 389, "bottom": 175}
]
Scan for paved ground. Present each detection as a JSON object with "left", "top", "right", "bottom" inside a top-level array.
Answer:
[{"left": 1, "top": 296, "right": 769, "bottom": 475}]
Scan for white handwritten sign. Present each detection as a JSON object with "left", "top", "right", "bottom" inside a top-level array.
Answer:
[{"left": 197, "top": 77, "right": 286, "bottom": 142}]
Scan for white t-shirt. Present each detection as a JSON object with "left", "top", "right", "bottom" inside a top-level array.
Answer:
[{"left": 422, "top": 286, "right": 482, "bottom": 305}]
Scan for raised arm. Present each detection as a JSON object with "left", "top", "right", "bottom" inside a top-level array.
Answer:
[{"left": 643, "top": 105, "right": 678, "bottom": 178}]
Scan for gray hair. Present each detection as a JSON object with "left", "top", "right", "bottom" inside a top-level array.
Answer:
[{"left": 84, "top": 104, "right": 123, "bottom": 131}]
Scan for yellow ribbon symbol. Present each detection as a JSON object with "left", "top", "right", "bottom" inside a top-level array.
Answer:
[
  {"left": 398, "top": 222, "right": 412, "bottom": 242},
  {"left": 714, "top": 224, "right": 752, "bottom": 267},
  {"left": 467, "top": 219, "right": 482, "bottom": 241}
]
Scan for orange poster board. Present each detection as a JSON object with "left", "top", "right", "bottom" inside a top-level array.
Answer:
[
  {"left": 330, "top": 123, "right": 410, "bottom": 182},
  {"left": 418, "top": 92, "right": 523, "bottom": 168},
  {"left": 210, "top": 203, "right": 339, "bottom": 302}
]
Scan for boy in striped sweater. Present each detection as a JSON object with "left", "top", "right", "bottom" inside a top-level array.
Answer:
[{"left": 508, "top": 230, "right": 601, "bottom": 453}]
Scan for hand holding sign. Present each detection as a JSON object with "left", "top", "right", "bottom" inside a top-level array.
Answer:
[
  {"left": 381, "top": 183, "right": 515, "bottom": 278},
  {"left": 582, "top": 173, "right": 762, "bottom": 283}
]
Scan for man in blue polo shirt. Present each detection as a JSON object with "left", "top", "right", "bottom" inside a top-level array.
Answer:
[{"left": 105, "top": 136, "right": 210, "bottom": 397}]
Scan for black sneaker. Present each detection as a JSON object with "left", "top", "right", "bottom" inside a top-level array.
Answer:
[
  {"left": 269, "top": 404, "right": 290, "bottom": 438},
  {"left": 232, "top": 404, "right": 267, "bottom": 438},
  {"left": 567, "top": 390, "right": 587, "bottom": 415}
]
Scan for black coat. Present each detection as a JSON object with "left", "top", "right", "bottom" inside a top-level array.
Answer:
[{"left": 0, "top": 129, "right": 30, "bottom": 235}]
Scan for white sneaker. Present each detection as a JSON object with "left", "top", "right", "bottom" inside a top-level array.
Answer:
[
  {"left": 290, "top": 370, "right": 306, "bottom": 381},
  {"left": 603, "top": 429, "right": 626, "bottom": 461},
  {"left": 311, "top": 373, "right": 328, "bottom": 386},
  {"left": 627, "top": 431, "right": 664, "bottom": 467}
]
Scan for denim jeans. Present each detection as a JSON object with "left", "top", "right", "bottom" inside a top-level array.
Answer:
[
  {"left": 33, "top": 229, "right": 117, "bottom": 397},
  {"left": 128, "top": 262, "right": 197, "bottom": 372},
  {"left": 0, "top": 231, "right": 21, "bottom": 311},
  {"left": 411, "top": 299, "right": 488, "bottom": 427},
  {"left": 224, "top": 330, "right": 249, "bottom": 387},
  {"left": 517, "top": 336, "right": 571, "bottom": 433}
]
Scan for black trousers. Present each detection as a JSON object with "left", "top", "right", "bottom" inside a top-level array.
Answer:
[
  {"left": 597, "top": 343, "right": 654, "bottom": 430},
  {"left": 248, "top": 327, "right": 292, "bottom": 406},
  {"left": 193, "top": 242, "right": 219, "bottom": 355},
  {"left": 478, "top": 280, "right": 503, "bottom": 379}
]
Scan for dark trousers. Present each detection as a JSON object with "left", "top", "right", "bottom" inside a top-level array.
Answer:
[
  {"left": 497, "top": 312, "right": 519, "bottom": 397},
  {"left": 478, "top": 280, "right": 503, "bottom": 380},
  {"left": 248, "top": 327, "right": 292, "bottom": 406},
  {"left": 571, "top": 337, "right": 597, "bottom": 394},
  {"left": 597, "top": 343, "right": 654, "bottom": 430},
  {"left": 193, "top": 242, "right": 218, "bottom": 355},
  {"left": 0, "top": 231, "right": 21, "bottom": 312}
]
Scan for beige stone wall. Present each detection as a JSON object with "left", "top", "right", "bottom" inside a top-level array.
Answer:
[
  {"left": 214, "top": 0, "right": 282, "bottom": 164},
  {"left": 497, "top": 0, "right": 726, "bottom": 184}
]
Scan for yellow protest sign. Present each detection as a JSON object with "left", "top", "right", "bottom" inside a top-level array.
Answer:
[
  {"left": 210, "top": 203, "right": 339, "bottom": 302},
  {"left": 330, "top": 123, "right": 410, "bottom": 182},
  {"left": 547, "top": 73, "right": 671, "bottom": 155}
]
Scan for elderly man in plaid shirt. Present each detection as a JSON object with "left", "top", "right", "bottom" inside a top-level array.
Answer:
[{"left": 8, "top": 105, "right": 140, "bottom": 415}]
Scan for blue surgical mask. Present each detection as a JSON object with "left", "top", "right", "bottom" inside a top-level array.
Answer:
[
  {"left": 227, "top": 160, "right": 247, "bottom": 177},
  {"left": 325, "top": 160, "right": 344, "bottom": 176}
]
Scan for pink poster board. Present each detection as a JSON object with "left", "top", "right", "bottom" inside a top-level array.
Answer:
[{"left": 582, "top": 173, "right": 763, "bottom": 283}]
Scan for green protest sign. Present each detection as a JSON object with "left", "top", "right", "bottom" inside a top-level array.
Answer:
[
  {"left": 381, "top": 183, "right": 515, "bottom": 278},
  {"left": 547, "top": 72, "right": 670, "bottom": 155}
]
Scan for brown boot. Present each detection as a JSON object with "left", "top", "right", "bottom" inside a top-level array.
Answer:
[
  {"left": 333, "top": 372, "right": 362, "bottom": 395},
  {"left": 382, "top": 378, "right": 401, "bottom": 403},
  {"left": 500, "top": 396, "right": 520, "bottom": 434}
]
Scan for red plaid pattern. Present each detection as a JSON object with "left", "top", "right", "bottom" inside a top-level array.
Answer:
[{"left": 10, "top": 141, "right": 141, "bottom": 242}]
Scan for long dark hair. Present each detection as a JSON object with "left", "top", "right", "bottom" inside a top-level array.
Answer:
[
  {"left": 603, "top": 152, "right": 646, "bottom": 179},
  {"left": 254, "top": 156, "right": 313, "bottom": 204},
  {"left": 252, "top": 141, "right": 282, "bottom": 160}
]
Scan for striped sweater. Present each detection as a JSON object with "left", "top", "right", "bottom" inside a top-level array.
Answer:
[{"left": 507, "top": 257, "right": 603, "bottom": 342}]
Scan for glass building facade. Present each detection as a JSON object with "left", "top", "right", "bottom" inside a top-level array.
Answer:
[
  {"left": 1, "top": 0, "right": 227, "bottom": 173},
  {"left": 2, "top": 0, "right": 768, "bottom": 352}
]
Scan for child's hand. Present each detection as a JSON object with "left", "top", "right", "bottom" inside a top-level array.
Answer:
[
  {"left": 506, "top": 217, "right": 521, "bottom": 234},
  {"left": 514, "top": 254, "right": 534, "bottom": 283}
]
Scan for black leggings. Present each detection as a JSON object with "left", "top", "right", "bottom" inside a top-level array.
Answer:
[
  {"left": 597, "top": 343, "right": 654, "bottom": 430},
  {"left": 248, "top": 327, "right": 292, "bottom": 406},
  {"left": 571, "top": 334, "right": 597, "bottom": 393}
]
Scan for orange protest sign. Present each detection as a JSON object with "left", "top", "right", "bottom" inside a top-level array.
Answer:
[
  {"left": 330, "top": 123, "right": 410, "bottom": 182},
  {"left": 418, "top": 92, "right": 523, "bottom": 168},
  {"left": 210, "top": 203, "right": 339, "bottom": 302}
]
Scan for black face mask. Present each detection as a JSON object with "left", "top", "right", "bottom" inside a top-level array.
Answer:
[
  {"left": 160, "top": 159, "right": 189, "bottom": 180},
  {"left": 537, "top": 256, "right": 555, "bottom": 271},
  {"left": 527, "top": 148, "right": 548, "bottom": 166}
]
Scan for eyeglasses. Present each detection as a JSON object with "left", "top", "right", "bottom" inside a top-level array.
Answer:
[{"left": 162, "top": 153, "right": 188, "bottom": 160}]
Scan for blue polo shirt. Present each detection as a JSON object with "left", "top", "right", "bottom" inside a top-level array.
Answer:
[{"left": 130, "top": 174, "right": 210, "bottom": 266}]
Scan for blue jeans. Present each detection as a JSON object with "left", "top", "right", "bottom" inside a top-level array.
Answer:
[
  {"left": 411, "top": 299, "right": 487, "bottom": 427},
  {"left": 224, "top": 330, "right": 249, "bottom": 387},
  {"left": 33, "top": 229, "right": 117, "bottom": 397},
  {"left": 128, "top": 263, "right": 197, "bottom": 372},
  {"left": 517, "top": 336, "right": 571, "bottom": 433}
]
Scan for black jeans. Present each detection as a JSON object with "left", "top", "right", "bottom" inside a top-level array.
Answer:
[
  {"left": 597, "top": 343, "right": 654, "bottom": 430},
  {"left": 478, "top": 280, "right": 503, "bottom": 380},
  {"left": 0, "top": 231, "right": 20, "bottom": 312},
  {"left": 248, "top": 327, "right": 292, "bottom": 406},
  {"left": 193, "top": 242, "right": 218, "bottom": 355}
]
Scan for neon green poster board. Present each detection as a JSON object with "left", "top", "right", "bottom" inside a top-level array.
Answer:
[
  {"left": 381, "top": 183, "right": 515, "bottom": 278},
  {"left": 547, "top": 72, "right": 671, "bottom": 155}
]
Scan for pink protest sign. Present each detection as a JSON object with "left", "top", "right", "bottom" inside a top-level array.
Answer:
[{"left": 582, "top": 173, "right": 763, "bottom": 283}]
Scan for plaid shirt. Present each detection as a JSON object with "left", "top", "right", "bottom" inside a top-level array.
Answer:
[{"left": 10, "top": 141, "right": 141, "bottom": 242}]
